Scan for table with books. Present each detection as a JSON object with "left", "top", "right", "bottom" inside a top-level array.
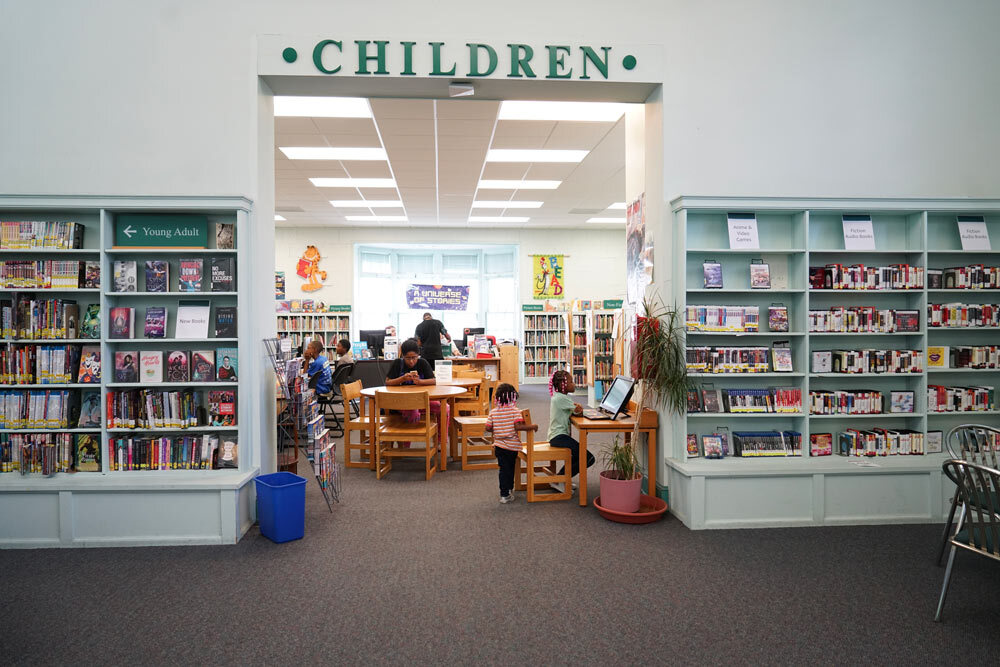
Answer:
[{"left": 571, "top": 404, "right": 658, "bottom": 507}]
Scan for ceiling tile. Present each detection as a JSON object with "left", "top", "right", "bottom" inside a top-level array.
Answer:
[
  {"left": 376, "top": 118, "right": 434, "bottom": 136},
  {"left": 342, "top": 162, "right": 393, "bottom": 178},
  {"left": 480, "top": 164, "right": 531, "bottom": 180},
  {"left": 380, "top": 134, "right": 435, "bottom": 150},
  {"left": 493, "top": 120, "right": 555, "bottom": 138},
  {"left": 435, "top": 100, "right": 500, "bottom": 120},
  {"left": 370, "top": 98, "right": 434, "bottom": 119},
  {"left": 275, "top": 117, "right": 319, "bottom": 133},
  {"left": 489, "top": 135, "right": 546, "bottom": 150},
  {"left": 544, "top": 122, "right": 614, "bottom": 150},
  {"left": 312, "top": 117, "right": 379, "bottom": 135},
  {"left": 320, "top": 134, "right": 383, "bottom": 148},
  {"left": 436, "top": 119, "right": 495, "bottom": 136}
]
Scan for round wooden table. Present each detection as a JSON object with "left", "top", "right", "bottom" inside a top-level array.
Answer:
[{"left": 360, "top": 380, "right": 480, "bottom": 471}]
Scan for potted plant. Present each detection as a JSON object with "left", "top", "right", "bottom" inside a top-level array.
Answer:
[{"left": 598, "top": 294, "right": 690, "bottom": 514}]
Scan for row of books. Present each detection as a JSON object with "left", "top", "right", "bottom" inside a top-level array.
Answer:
[
  {"left": 275, "top": 315, "right": 351, "bottom": 332},
  {"left": 572, "top": 333, "right": 587, "bottom": 348},
  {"left": 811, "top": 349, "right": 923, "bottom": 374},
  {"left": 112, "top": 348, "right": 237, "bottom": 383},
  {"left": 594, "top": 313, "right": 615, "bottom": 334},
  {"left": 0, "top": 433, "right": 98, "bottom": 474},
  {"left": 105, "top": 389, "right": 236, "bottom": 429},
  {"left": 0, "top": 260, "right": 99, "bottom": 290},
  {"left": 594, "top": 336, "right": 613, "bottom": 355},
  {"left": 687, "top": 345, "right": 793, "bottom": 373},
  {"left": 108, "top": 433, "right": 237, "bottom": 471},
  {"left": 930, "top": 265, "right": 1000, "bottom": 290},
  {"left": 927, "top": 303, "right": 1000, "bottom": 328},
  {"left": 927, "top": 385, "right": 994, "bottom": 413},
  {"left": 593, "top": 359, "right": 615, "bottom": 382},
  {"left": 572, "top": 314, "right": 587, "bottom": 330},
  {"left": 808, "top": 307, "right": 920, "bottom": 333},
  {"left": 0, "top": 344, "right": 84, "bottom": 385},
  {"left": 0, "top": 390, "right": 77, "bottom": 429},
  {"left": 112, "top": 258, "right": 235, "bottom": 293},
  {"left": 838, "top": 428, "right": 926, "bottom": 456},
  {"left": 688, "top": 430, "right": 803, "bottom": 458},
  {"left": 686, "top": 305, "right": 760, "bottom": 333},
  {"left": 524, "top": 362, "right": 569, "bottom": 377},
  {"left": 1, "top": 298, "right": 99, "bottom": 340},
  {"left": 523, "top": 315, "right": 565, "bottom": 330},
  {"left": 524, "top": 331, "right": 566, "bottom": 346},
  {"left": 688, "top": 387, "right": 802, "bottom": 413},
  {"left": 0, "top": 220, "right": 85, "bottom": 250},
  {"left": 928, "top": 345, "right": 1000, "bottom": 369},
  {"left": 809, "top": 264, "right": 924, "bottom": 290},
  {"left": 571, "top": 352, "right": 585, "bottom": 367},
  {"left": 109, "top": 305, "right": 237, "bottom": 339},
  {"left": 522, "top": 347, "right": 567, "bottom": 362},
  {"left": 275, "top": 299, "right": 337, "bottom": 314},
  {"left": 809, "top": 390, "right": 885, "bottom": 415}
]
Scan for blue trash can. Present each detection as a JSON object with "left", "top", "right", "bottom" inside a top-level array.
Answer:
[{"left": 255, "top": 472, "right": 307, "bottom": 543}]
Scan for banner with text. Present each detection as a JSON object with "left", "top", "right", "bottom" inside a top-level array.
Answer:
[
  {"left": 406, "top": 284, "right": 470, "bottom": 310},
  {"left": 532, "top": 254, "right": 566, "bottom": 299}
]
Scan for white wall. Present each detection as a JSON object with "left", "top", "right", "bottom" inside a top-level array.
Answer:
[{"left": 275, "top": 226, "right": 625, "bottom": 305}]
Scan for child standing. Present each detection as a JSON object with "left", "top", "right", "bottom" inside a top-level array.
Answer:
[
  {"left": 548, "top": 369, "right": 596, "bottom": 491},
  {"left": 485, "top": 383, "right": 525, "bottom": 504}
]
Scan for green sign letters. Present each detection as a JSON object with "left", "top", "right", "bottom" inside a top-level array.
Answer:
[{"left": 114, "top": 214, "right": 208, "bottom": 248}]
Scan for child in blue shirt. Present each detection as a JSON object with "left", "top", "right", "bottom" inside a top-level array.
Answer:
[{"left": 303, "top": 340, "right": 333, "bottom": 395}]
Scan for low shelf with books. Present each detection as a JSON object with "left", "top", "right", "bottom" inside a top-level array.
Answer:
[{"left": 520, "top": 311, "right": 569, "bottom": 384}]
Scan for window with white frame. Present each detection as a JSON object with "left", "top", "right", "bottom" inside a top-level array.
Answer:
[{"left": 355, "top": 245, "right": 518, "bottom": 342}]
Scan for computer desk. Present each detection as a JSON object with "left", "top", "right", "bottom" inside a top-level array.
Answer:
[{"left": 570, "top": 404, "right": 659, "bottom": 507}]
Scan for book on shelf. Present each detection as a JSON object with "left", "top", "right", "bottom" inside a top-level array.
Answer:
[
  {"left": 80, "top": 304, "right": 101, "bottom": 339},
  {"left": 210, "top": 257, "right": 235, "bottom": 292},
  {"left": 218, "top": 435, "right": 238, "bottom": 468},
  {"left": 275, "top": 300, "right": 290, "bottom": 314},
  {"left": 808, "top": 307, "right": 916, "bottom": 333},
  {"left": 191, "top": 350, "right": 215, "bottom": 382},
  {"left": 927, "top": 346, "right": 949, "bottom": 368},
  {"left": 216, "top": 347, "right": 238, "bottom": 381},
  {"left": 0, "top": 220, "right": 84, "bottom": 249},
  {"left": 768, "top": 305, "right": 789, "bottom": 332},
  {"left": 214, "top": 306, "right": 237, "bottom": 338},
  {"left": 701, "top": 387, "right": 721, "bottom": 413},
  {"left": 715, "top": 427, "right": 731, "bottom": 457},
  {"left": 178, "top": 258, "right": 203, "bottom": 292},
  {"left": 928, "top": 302, "right": 1000, "bottom": 328},
  {"left": 810, "top": 389, "right": 883, "bottom": 415},
  {"left": 83, "top": 261, "right": 100, "bottom": 289},
  {"left": 771, "top": 342, "right": 793, "bottom": 372},
  {"left": 811, "top": 351, "right": 832, "bottom": 374},
  {"left": 838, "top": 428, "right": 924, "bottom": 456},
  {"left": 703, "top": 260, "right": 723, "bottom": 289},
  {"left": 175, "top": 301, "right": 210, "bottom": 339},
  {"left": 113, "top": 260, "right": 137, "bottom": 292},
  {"left": 889, "top": 390, "right": 915, "bottom": 413},
  {"left": 144, "top": 306, "right": 166, "bottom": 338},
  {"left": 77, "top": 390, "right": 101, "bottom": 427},
  {"left": 109, "top": 434, "right": 221, "bottom": 471},
  {"left": 0, "top": 297, "right": 81, "bottom": 340},
  {"left": 114, "top": 351, "right": 138, "bottom": 383},
  {"left": 926, "top": 430, "right": 943, "bottom": 454},
  {"left": 144, "top": 260, "right": 169, "bottom": 292},
  {"left": 165, "top": 350, "right": 190, "bottom": 382},
  {"left": 0, "top": 389, "right": 77, "bottom": 429},
  {"left": 702, "top": 434, "right": 724, "bottom": 458},
  {"left": 927, "top": 269, "right": 943, "bottom": 289},
  {"left": 686, "top": 390, "right": 702, "bottom": 413},
  {"left": 810, "top": 433, "right": 833, "bottom": 456},
  {"left": 686, "top": 433, "right": 700, "bottom": 457},
  {"left": 77, "top": 345, "right": 101, "bottom": 383},
  {"left": 0, "top": 260, "right": 88, "bottom": 289},
  {"left": 927, "top": 384, "right": 993, "bottom": 412},
  {"left": 215, "top": 223, "right": 235, "bottom": 250},
  {"left": 687, "top": 346, "right": 770, "bottom": 373},
  {"left": 686, "top": 305, "right": 759, "bottom": 332},
  {"left": 109, "top": 306, "right": 134, "bottom": 339},
  {"left": 208, "top": 390, "right": 236, "bottom": 426},
  {"left": 732, "top": 430, "right": 802, "bottom": 457},
  {"left": 140, "top": 350, "right": 163, "bottom": 384},
  {"left": 74, "top": 434, "right": 100, "bottom": 471},
  {"left": 749, "top": 260, "right": 770, "bottom": 289},
  {"left": 107, "top": 388, "right": 204, "bottom": 429}
]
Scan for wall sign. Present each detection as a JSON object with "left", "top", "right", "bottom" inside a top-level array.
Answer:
[
  {"left": 957, "top": 215, "right": 991, "bottom": 250},
  {"left": 114, "top": 214, "right": 207, "bottom": 248},
  {"left": 522, "top": 304, "right": 544, "bottom": 312},
  {"left": 842, "top": 214, "right": 876, "bottom": 250},
  {"left": 727, "top": 212, "right": 760, "bottom": 249},
  {"left": 327, "top": 304, "right": 352, "bottom": 312},
  {"left": 406, "top": 284, "right": 469, "bottom": 310},
  {"left": 532, "top": 254, "right": 565, "bottom": 299},
  {"left": 296, "top": 245, "right": 327, "bottom": 292}
]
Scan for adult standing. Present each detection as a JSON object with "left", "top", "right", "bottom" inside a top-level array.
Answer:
[{"left": 414, "top": 312, "right": 451, "bottom": 366}]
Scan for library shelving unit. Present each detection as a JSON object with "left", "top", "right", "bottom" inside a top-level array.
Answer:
[
  {"left": 590, "top": 309, "right": 619, "bottom": 401},
  {"left": 668, "top": 196, "right": 1000, "bottom": 530},
  {"left": 570, "top": 312, "right": 589, "bottom": 393},
  {"left": 276, "top": 311, "right": 351, "bottom": 355},
  {"left": 521, "top": 310, "right": 569, "bottom": 384},
  {"left": 0, "top": 196, "right": 257, "bottom": 548}
]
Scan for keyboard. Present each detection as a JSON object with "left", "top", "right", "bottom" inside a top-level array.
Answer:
[{"left": 582, "top": 408, "right": 611, "bottom": 420}]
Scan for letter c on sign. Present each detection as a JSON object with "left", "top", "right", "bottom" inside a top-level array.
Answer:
[{"left": 313, "top": 40, "right": 343, "bottom": 74}]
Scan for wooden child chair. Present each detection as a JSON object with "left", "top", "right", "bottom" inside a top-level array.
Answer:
[
  {"left": 454, "top": 415, "right": 497, "bottom": 471},
  {"left": 341, "top": 380, "right": 378, "bottom": 469},
  {"left": 374, "top": 390, "right": 439, "bottom": 481},
  {"left": 454, "top": 377, "right": 494, "bottom": 417},
  {"left": 514, "top": 408, "right": 572, "bottom": 502}
]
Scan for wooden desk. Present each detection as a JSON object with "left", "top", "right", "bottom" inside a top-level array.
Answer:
[
  {"left": 360, "top": 380, "right": 479, "bottom": 472},
  {"left": 570, "top": 410, "right": 659, "bottom": 507}
]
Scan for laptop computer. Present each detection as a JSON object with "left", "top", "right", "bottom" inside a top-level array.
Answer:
[{"left": 582, "top": 375, "right": 635, "bottom": 420}]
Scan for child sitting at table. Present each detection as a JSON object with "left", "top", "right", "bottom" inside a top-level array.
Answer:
[
  {"left": 548, "top": 369, "right": 595, "bottom": 493},
  {"left": 485, "top": 383, "right": 527, "bottom": 504},
  {"left": 385, "top": 338, "right": 447, "bottom": 447}
]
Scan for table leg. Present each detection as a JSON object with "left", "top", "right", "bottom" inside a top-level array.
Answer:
[
  {"left": 578, "top": 428, "right": 588, "bottom": 507},
  {"left": 647, "top": 428, "right": 657, "bottom": 496},
  {"left": 368, "top": 397, "right": 377, "bottom": 472},
  {"left": 438, "top": 399, "right": 448, "bottom": 471}
]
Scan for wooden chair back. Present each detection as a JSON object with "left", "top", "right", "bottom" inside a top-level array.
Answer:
[
  {"left": 454, "top": 369, "right": 485, "bottom": 379},
  {"left": 946, "top": 424, "right": 1000, "bottom": 469},
  {"left": 341, "top": 380, "right": 364, "bottom": 417},
  {"left": 375, "top": 389, "right": 430, "bottom": 416}
]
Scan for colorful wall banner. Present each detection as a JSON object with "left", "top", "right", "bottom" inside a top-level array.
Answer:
[
  {"left": 532, "top": 254, "right": 565, "bottom": 299},
  {"left": 626, "top": 193, "right": 652, "bottom": 304},
  {"left": 275, "top": 271, "right": 285, "bottom": 300},
  {"left": 406, "top": 284, "right": 470, "bottom": 310}
]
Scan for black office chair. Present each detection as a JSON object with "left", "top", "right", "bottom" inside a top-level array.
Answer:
[{"left": 319, "top": 363, "right": 355, "bottom": 437}]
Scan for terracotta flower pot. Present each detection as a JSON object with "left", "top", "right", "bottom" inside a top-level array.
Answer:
[{"left": 599, "top": 470, "right": 642, "bottom": 513}]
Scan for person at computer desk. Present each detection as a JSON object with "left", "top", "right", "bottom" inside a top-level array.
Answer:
[
  {"left": 334, "top": 339, "right": 353, "bottom": 367},
  {"left": 385, "top": 338, "right": 448, "bottom": 447},
  {"left": 414, "top": 312, "right": 451, "bottom": 366},
  {"left": 548, "top": 369, "right": 595, "bottom": 492},
  {"left": 302, "top": 340, "right": 333, "bottom": 396}
]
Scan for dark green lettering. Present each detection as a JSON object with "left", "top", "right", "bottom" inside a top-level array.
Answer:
[
  {"left": 400, "top": 41, "right": 416, "bottom": 76},
  {"left": 466, "top": 43, "right": 498, "bottom": 77},
  {"left": 546, "top": 45, "right": 572, "bottom": 79},
  {"left": 355, "top": 40, "right": 389, "bottom": 75},
  {"left": 580, "top": 46, "right": 610, "bottom": 80},
  {"left": 507, "top": 43, "right": 536, "bottom": 78},
  {"left": 429, "top": 42, "right": 457, "bottom": 76},
  {"left": 312, "top": 39, "right": 342, "bottom": 74}
]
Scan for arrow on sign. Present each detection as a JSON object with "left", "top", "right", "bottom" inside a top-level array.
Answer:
[{"left": 123, "top": 225, "right": 136, "bottom": 238}]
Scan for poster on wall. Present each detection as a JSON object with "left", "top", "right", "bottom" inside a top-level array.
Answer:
[
  {"left": 275, "top": 271, "right": 285, "bottom": 300},
  {"left": 296, "top": 245, "right": 327, "bottom": 292},
  {"left": 532, "top": 254, "right": 565, "bottom": 299},
  {"left": 626, "top": 193, "right": 652, "bottom": 305},
  {"left": 406, "top": 284, "right": 470, "bottom": 310}
]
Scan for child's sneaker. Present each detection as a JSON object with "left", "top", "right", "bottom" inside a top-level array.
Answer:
[
  {"left": 549, "top": 482, "right": 566, "bottom": 493},
  {"left": 500, "top": 492, "right": 514, "bottom": 503}
]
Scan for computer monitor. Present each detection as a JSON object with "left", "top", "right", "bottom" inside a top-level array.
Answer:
[
  {"left": 599, "top": 375, "right": 635, "bottom": 418},
  {"left": 358, "top": 329, "right": 386, "bottom": 357}
]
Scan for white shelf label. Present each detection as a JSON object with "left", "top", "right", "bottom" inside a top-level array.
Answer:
[
  {"left": 727, "top": 213, "right": 759, "bottom": 249},
  {"left": 436, "top": 360, "right": 453, "bottom": 384},
  {"left": 957, "top": 215, "right": 991, "bottom": 250},
  {"left": 842, "top": 215, "right": 875, "bottom": 250}
]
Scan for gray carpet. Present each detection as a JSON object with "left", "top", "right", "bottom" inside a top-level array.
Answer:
[{"left": 2, "top": 385, "right": 999, "bottom": 665}]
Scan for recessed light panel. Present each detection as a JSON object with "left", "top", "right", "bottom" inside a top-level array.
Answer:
[
  {"left": 274, "top": 96, "right": 372, "bottom": 118},
  {"left": 485, "top": 149, "right": 588, "bottom": 163},
  {"left": 498, "top": 101, "right": 628, "bottom": 122},
  {"left": 608, "top": 202, "right": 627, "bottom": 210},
  {"left": 280, "top": 147, "right": 387, "bottom": 161},
  {"left": 274, "top": 214, "right": 286, "bottom": 221}
]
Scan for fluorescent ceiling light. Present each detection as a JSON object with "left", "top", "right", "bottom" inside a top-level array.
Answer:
[
  {"left": 274, "top": 96, "right": 371, "bottom": 118},
  {"left": 469, "top": 216, "right": 530, "bottom": 223},
  {"left": 486, "top": 149, "right": 588, "bottom": 163},
  {"left": 477, "top": 179, "right": 560, "bottom": 190},
  {"left": 310, "top": 178, "right": 397, "bottom": 188},
  {"left": 498, "top": 100, "right": 629, "bottom": 122},
  {"left": 344, "top": 215, "right": 408, "bottom": 222},
  {"left": 586, "top": 217, "right": 626, "bottom": 223},
  {"left": 471, "top": 200, "right": 543, "bottom": 209},
  {"left": 274, "top": 214, "right": 286, "bottom": 221},
  {"left": 331, "top": 200, "right": 404, "bottom": 208},
  {"left": 608, "top": 202, "right": 627, "bottom": 210},
  {"left": 279, "top": 147, "right": 387, "bottom": 161}
]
